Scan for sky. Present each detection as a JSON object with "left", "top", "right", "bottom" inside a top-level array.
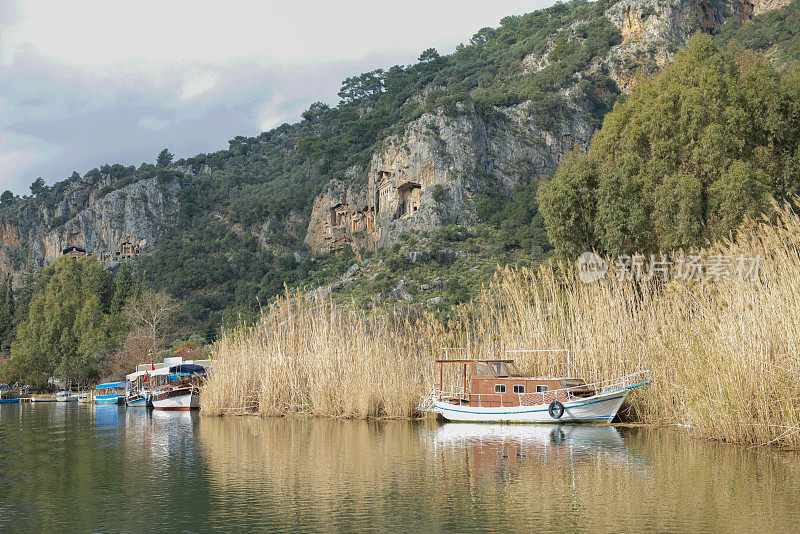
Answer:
[{"left": 0, "top": 0, "right": 553, "bottom": 195}]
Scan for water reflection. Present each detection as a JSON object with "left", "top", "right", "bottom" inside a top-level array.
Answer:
[
  {"left": 3, "top": 405, "right": 800, "bottom": 533},
  {"left": 198, "top": 418, "right": 800, "bottom": 533},
  {"left": 431, "top": 423, "right": 644, "bottom": 476}
]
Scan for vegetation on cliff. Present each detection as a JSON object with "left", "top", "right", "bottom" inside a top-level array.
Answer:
[{"left": 539, "top": 34, "right": 800, "bottom": 257}]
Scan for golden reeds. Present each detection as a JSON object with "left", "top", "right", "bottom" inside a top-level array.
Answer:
[{"left": 203, "top": 207, "right": 800, "bottom": 447}]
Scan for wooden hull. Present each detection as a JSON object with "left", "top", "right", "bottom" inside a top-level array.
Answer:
[
  {"left": 433, "top": 389, "right": 628, "bottom": 423},
  {"left": 152, "top": 388, "right": 199, "bottom": 411}
]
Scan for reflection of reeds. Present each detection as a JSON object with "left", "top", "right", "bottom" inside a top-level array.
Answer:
[
  {"left": 198, "top": 418, "right": 800, "bottom": 530},
  {"left": 204, "top": 207, "right": 800, "bottom": 447}
]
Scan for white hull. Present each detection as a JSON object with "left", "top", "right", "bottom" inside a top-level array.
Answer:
[
  {"left": 433, "top": 389, "right": 627, "bottom": 423},
  {"left": 152, "top": 391, "right": 199, "bottom": 411}
]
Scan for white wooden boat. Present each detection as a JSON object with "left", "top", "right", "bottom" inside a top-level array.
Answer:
[
  {"left": 419, "top": 358, "right": 649, "bottom": 424},
  {"left": 150, "top": 363, "right": 207, "bottom": 411},
  {"left": 151, "top": 385, "right": 199, "bottom": 411},
  {"left": 56, "top": 390, "right": 78, "bottom": 402}
]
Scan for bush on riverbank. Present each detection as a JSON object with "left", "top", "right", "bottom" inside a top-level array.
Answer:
[{"left": 203, "top": 205, "right": 800, "bottom": 447}]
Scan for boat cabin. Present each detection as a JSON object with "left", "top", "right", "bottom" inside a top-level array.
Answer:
[{"left": 435, "top": 359, "right": 595, "bottom": 408}]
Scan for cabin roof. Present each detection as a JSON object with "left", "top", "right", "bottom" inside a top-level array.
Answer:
[{"left": 96, "top": 381, "right": 126, "bottom": 389}]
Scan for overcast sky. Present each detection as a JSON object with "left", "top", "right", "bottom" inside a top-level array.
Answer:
[{"left": 0, "top": 0, "right": 554, "bottom": 195}]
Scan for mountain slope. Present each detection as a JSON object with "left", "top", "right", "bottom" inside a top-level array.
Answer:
[{"left": 0, "top": 0, "right": 797, "bottom": 335}]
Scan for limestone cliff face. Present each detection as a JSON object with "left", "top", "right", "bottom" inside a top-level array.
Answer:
[
  {"left": 0, "top": 177, "right": 180, "bottom": 281},
  {"left": 603, "top": 0, "right": 795, "bottom": 90},
  {"left": 306, "top": 99, "right": 594, "bottom": 254},
  {"left": 304, "top": 0, "right": 794, "bottom": 255}
]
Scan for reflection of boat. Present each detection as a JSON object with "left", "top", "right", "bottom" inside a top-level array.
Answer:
[
  {"left": 419, "top": 358, "right": 649, "bottom": 423},
  {"left": 151, "top": 364, "right": 207, "bottom": 411},
  {"left": 56, "top": 390, "right": 78, "bottom": 402},
  {"left": 435, "top": 423, "right": 627, "bottom": 452},
  {"left": 431, "top": 423, "right": 634, "bottom": 474},
  {"left": 0, "top": 384, "right": 22, "bottom": 404},
  {"left": 94, "top": 382, "right": 126, "bottom": 404}
]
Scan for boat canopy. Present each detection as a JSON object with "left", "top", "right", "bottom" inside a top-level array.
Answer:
[
  {"left": 149, "top": 366, "right": 172, "bottom": 377},
  {"left": 125, "top": 370, "right": 149, "bottom": 381},
  {"left": 96, "top": 381, "right": 127, "bottom": 390},
  {"left": 169, "top": 363, "right": 208, "bottom": 374}
]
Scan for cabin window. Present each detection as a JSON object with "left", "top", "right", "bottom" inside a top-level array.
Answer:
[
  {"left": 513, "top": 385, "right": 525, "bottom": 394},
  {"left": 494, "top": 384, "right": 506, "bottom": 393},
  {"left": 536, "top": 385, "right": 548, "bottom": 393}
]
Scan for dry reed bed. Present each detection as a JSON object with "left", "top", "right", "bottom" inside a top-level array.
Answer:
[{"left": 203, "top": 208, "right": 800, "bottom": 447}]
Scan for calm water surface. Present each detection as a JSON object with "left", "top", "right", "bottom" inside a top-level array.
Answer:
[{"left": 1, "top": 403, "right": 799, "bottom": 533}]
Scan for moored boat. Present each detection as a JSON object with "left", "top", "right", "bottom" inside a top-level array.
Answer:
[
  {"left": 125, "top": 370, "right": 150, "bottom": 407},
  {"left": 151, "top": 364, "right": 207, "bottom": 411},
  {"left": 56, "top": 390, "right": 78, "bottom": 402},
  {"left": 94, "top": 382, "right": 127, "bottom": 404},
  {"left": 0, "top": 384, "right": 22, "bottom": 404},
  {"left": 418, "top": 358, "right": 649, "bottom": 424}
]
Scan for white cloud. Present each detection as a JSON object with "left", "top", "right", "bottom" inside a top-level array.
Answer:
[
  {"left": 138, "top": 117, "right": 170, "bottom": 131},
  {"left": 181, "top": 71, "right": 219, "bottom": 100},
  {"left": 7, "top": 1, "right": 547, "bottom": 66},
  {"left": 256, "top": 94, "right": 287, "bottom": 132}
]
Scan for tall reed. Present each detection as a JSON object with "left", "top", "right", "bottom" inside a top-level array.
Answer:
[{"left": 203, "top": 207, "right": 800, "bottom": 447}]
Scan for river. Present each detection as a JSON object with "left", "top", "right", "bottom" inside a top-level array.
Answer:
[{"left": 1, "top": 403, "right": 799, "bottom": 532}]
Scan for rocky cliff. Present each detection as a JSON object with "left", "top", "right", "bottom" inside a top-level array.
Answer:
[
  {"left": 304, "top": 0, "right": 796, "bottom": 255},
  {"left": 305, "top": 99, "right": 594, "bottom": 253},
  {"left": 0, "top": 176, "right": 180, "bottom": 282}
]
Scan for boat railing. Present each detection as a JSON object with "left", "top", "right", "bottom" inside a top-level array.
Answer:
[{"left": 518, "top": 369, "right": 651, "bottom": 406}]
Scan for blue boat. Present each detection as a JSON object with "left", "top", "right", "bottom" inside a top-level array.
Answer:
[
  {"left": 2, "top": 383, "right": 25, "bottom": 403},
  {"left": 94, "top": 381, "right": 127, "bottom": 404}
]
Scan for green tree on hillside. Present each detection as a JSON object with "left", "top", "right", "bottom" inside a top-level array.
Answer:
[
  {"left": 4, "top": 257, "right": 123, "bottom": 387},
  {"left": 538, "top": 34, "right": 800, "bottom": 257},
  {"left": 156, "top": 148, "right": 174, "bottom": 168},
  {"left": 0, "top": 275, "right": 14, "bottom": 353},
  {"left": 30, "top": 177, "right": 47, "bottom": 196}
]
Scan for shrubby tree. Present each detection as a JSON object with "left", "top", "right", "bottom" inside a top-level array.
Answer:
[
  {"left": 0, "top": 191, "right": 14, "bottom": 206},
  {"left": 539, "top": 34, "right": 800, "bottom": 257},
  {"left": 30, "top": 177, "right": 47, "bottom": 196},
  {"left": 6, "top": 257, "right": 121, "bottom": 387},
  {"left": 0, "top": 275, "right": 13, "bottom": 353},
  {"left": 156, "top": 148, "right": 174, "bottom": 168}
]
